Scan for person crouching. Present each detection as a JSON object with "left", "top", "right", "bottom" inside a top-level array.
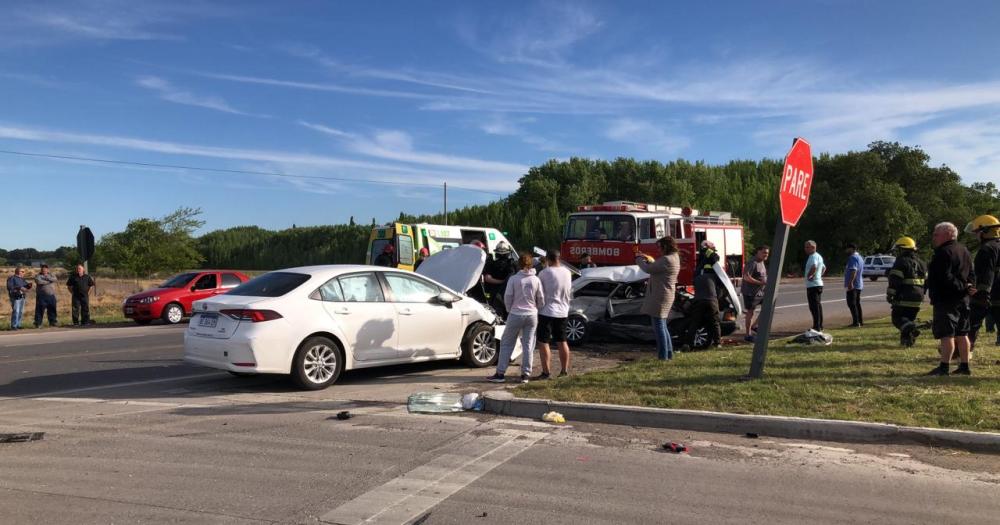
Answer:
[{"left": 487, "top": 253, "right": 544, "bottom": 384}]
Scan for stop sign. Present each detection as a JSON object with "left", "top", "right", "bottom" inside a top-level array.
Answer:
[{"left": 779, "top": 138, "right": 813, "bottom": 227}]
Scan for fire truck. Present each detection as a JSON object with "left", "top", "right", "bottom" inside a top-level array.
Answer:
[{"left": 560, "top": 201, "right": 744, "bottom": 286}]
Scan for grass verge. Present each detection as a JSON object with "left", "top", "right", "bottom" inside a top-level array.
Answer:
[{"left": 518, "top": 313, "right": 1000, "bottom": 432}]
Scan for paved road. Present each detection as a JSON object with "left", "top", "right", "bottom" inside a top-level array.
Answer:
[{"left": 6, "top": 281, "right": 991, "bottom": 525}]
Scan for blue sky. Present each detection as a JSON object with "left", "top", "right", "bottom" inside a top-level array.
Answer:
[{"left": 2, "top": 0, "right": 998, "bottom": 249}]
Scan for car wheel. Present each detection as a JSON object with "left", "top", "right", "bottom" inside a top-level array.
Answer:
[
  {"left": 565, "top": 315, "right": 589, "bottom": 346},
  {"left": 869, "top": 276, "right": 878, "bottom": 282},
  {"left": 462, "top": 324, "right": 498, "bottom": 367},
  {"left": 291, "top": 336, "right": 343, "bottom": 390},
  {"left": 134, "top": 319, "right": 152, "bottom": 325},
  {"left": 161, "top": 303, "right": 184, "bottom": 324}
]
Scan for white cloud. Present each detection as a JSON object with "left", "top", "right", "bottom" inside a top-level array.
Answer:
[
  {"left": 297, "top": 120, "right": 356, "bottom": 139},
  {"left": 194, "top": 71, "right": 435, "bottom": 100},
  {"left": 0, "top": 123, "right": 524, "bottom": 191},
  {"left": 605, "top": 118, "right": 690, "bottom": 156},
  {"left": 136, "top": 76, "right": 261, "bottom": 116},
  {"left": 478, "top": 114, "right": 564, "bottom": 152}
]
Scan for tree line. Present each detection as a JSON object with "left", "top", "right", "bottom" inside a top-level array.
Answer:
[{"left": 6, "top": 141, "right": 997, "bottom": 276}]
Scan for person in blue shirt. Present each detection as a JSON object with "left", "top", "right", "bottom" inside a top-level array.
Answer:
[
  {"left": 844, "top": 243, "right": 865, "bottom": 327},
  {"left": 803, "top": 241, "right": 826, "bottom": 331}
]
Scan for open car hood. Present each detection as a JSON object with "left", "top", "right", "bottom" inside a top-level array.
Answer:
[
  {"left": 573, "top": 265, "right": 649, "bottom": 292},
  {"left": 416, "top": 244, "right": 486, "bottom": 294}
]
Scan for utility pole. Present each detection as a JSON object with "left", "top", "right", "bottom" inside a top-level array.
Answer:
[{"left": 443, "top": 182, "right": 448, "bottom": 225}]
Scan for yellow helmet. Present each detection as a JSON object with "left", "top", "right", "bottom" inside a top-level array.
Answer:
[
  {"left": 965, "top": 215, "right": 1000, "bottom": 239},
  {"left": 893, "top": 236, "right": 917, "bottom": 250}
]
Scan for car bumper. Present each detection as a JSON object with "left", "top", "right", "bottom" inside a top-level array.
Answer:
[
  {"left": 123, "top": 304, "right": 163, "bottom": 320},
  {"left": 183, "top": 331, "right": 290, "bottom": 374}
]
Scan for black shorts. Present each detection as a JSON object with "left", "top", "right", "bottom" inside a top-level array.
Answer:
[
  {"left": 932, "top": 302, "right": 971, "bottom": 339},
  {"left": 742, "top": 294, "right": 763, "bottom": 311},
  {"left": 537, "top": 315, "right": 568, "bottom": 344}
]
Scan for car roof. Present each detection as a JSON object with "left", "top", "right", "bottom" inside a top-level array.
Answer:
[{"left": 266, "top": 265, "right": 416, "bottom": 280}]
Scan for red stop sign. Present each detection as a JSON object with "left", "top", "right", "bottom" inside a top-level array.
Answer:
[{"left": 779, "top": 138, "right": 813, "bottom": 227}]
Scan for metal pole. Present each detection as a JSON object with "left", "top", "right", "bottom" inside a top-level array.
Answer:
[
  {"left": 443, "top": 182, "right": 448, "bottom": 225},
  {"left": 747, "top": 220, "right": 790, "bottom": 378}
]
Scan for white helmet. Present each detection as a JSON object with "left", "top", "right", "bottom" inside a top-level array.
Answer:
[{"left": 494, "top": 241, "right": 512, "bottom": 255}]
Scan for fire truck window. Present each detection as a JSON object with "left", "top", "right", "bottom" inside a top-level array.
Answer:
[
  {"left": 639, "top": 219, "right": 656, "bottom": 241},
  {"left": 567, "top": 215, "right": 636, "bottom": 241},
  {"left": 670, "top": 220, "right": 683, "bottom": 239}
]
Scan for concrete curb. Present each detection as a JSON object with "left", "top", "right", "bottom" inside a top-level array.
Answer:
[{"left": 483, "top": 391, "right": 1000, "bottom": 453}]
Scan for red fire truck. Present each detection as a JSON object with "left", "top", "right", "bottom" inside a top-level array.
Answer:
[{"left": 560, "top": 201, "right": 744, "bottom": 286}]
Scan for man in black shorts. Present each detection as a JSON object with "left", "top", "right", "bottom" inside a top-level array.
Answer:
[
  {"left": 536, "top": 251, "right": 573, "bottom": 379},
  {"left": 926, "top": 222, "right": 975, "bottom": 376},
  {"left": 741, "top": 245, "right": 769, "bottom": 342}
]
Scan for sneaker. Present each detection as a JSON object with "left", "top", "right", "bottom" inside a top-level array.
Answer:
[
  {"left": 743, "top": 335, "right": 755, "bottom": 343},
  {"left": 535, "top": 372, "right": 551, "bottom": 381},
  {"left": 926, "top": 365, "right": 949, "bottom": 376},
  {"left": 486, "top": 373, "right": 505, "bottom": 383},
  {"left": 558, "top": 370, "right": 568, "bottom": 377},
  {"left": 520, "top": 374, "right": 530, "bottom": 384},
  {"left": 953, "top": 365, "right": 971, "bottom": 376}
]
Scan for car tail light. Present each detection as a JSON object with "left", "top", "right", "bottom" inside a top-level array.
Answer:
[{"left": 220, "top": 309, "right": 283, "bottom": 322}]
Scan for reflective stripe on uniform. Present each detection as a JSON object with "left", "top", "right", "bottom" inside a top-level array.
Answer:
[
  {"left": 902, "top": 278, "right": 924, "bottom": 285},
  {"left": 895, "top": 301, "right": 924, "bottom": 308}
]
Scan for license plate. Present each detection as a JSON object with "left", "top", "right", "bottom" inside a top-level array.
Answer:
[
  {"left": 124, "top": 307, "right": 134, "bottom": 314},
  {"left": 198, "top": 314, "right": 218, "bottom": 328}
]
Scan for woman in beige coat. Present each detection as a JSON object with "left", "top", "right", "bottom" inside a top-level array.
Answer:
[{"left": 636, "top": 237, "right": 681, "bottom": 360}]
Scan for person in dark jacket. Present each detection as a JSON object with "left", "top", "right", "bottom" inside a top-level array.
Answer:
[
  {"left": 6, "top": 266, "right": 32, "bottom": 330},
  {"left": 925, "top": 223, "right": 975, "bottom": 376},
  {"left": 695, "top": 240, "right": 719, "bottom": 277},
  {"left": 373, "top": 244, "right": 395, "bottom": 267},
  {"left": 886, "top": 237, "right": 926, "bottom": 347},
  {"left": 964, "top": 214, "right": 1000, "bottom": 353},
  {"left": 66, "top": 264, "right": 96, "bottom": 326},
  {"left": 684, "top": 271, "right": 722, "bottom": 349}
]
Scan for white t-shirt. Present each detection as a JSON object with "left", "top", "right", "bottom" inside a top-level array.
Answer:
[
  {"left": 804, "top": 253, "right": 825, "bottom": 288},
  {"left": 538, "top": 265, "right": 573, "bottom": 318}
]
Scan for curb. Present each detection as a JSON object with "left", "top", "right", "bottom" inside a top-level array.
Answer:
[{"left": 483, "top": 391, "right": 1000, "bottom": 453}]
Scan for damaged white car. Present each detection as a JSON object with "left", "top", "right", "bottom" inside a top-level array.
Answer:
[
  {"left": 565, "top": 263, "right": 742, "bottom": 348},
  {"left": 183, "top": 245, "right": 517, "bottom": 390}
]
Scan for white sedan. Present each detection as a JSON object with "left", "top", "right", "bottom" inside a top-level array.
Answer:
[{"left": 183, "top": 246, "right": 515, "bottom": 390}]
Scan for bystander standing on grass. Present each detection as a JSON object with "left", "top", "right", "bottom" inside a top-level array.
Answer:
[
  {"left": 926, "top": 222, "right": 975, "bottom": 376},
  {"left": 741, "top": 245, "right": 769, "bottom": 342},
  {"left": 33, "top": 264, "right": 58, "bottom": 328},
  {"left": 636, "top": 236, "right": 680, "bottom": 360},
  {"left": 804, "top": 240, "right": 826, "bottom": 332},
  {"left": 536, "top": 250, "right": 573, "bottom": 379},
  {"left": 6, "top": 265, "right": 32, "bottom": 330},
  {"left": 844, "top": 243, "right": 865, "bottom": 327}
]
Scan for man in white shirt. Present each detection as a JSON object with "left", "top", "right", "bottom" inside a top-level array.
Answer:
[{"left": 536, "top": 251, "right": 574, "bottom": 379}]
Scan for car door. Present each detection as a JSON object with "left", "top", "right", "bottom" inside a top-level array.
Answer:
[
  {"left": 184, "top": 273, "right": 220, "bottom": 311},
  {"left": 320, "top": 272, "right": 398, "bottom": 362},
  {"left": 382, "top": 272, "right": 463, "bottom": 358}
]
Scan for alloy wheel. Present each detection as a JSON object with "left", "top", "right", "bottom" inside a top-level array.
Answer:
[
  {"left": 472, "top": 330, "right": 496, "bottom": 364},
  {"left": 303, "top": 344, "right": 338, "bottom": 384}
]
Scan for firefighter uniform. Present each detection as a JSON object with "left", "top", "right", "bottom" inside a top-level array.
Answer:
[
  {"left": 886, "top": 237, "right": 926, "bottom": 347},
  {"left": 966, "top": 215, "right": 1000, "bottom": 349},
  {"left": 696, "top": 242, "right": 719, "bottom": 277}
]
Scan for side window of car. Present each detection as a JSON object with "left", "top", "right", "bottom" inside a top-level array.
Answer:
[
  {"left": 194, "top": 274, "right": 217, "bottom": 290},
  {"left": 576, "top": 282, "right": 618, "bottom": 297},
  {"left": 338, "top": 273, "right": 384, "bottom": 303},
  {"left": 384, "top": 274, "right": 440, "bottom": 303},
  {"left": 221, "top": 273, "right": 242, "bottom": 288},
  {"left": 314, "top": 278, "right": 345, "bottom": 302}
]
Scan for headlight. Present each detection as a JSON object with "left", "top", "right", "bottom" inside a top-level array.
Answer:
[{"left": 139, "top": 296, "right": 159, "bottom": 304}]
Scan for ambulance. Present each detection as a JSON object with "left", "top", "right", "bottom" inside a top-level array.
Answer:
[
  {"left": 560, "top": 201, "right": 744, "bottom": 286},
  {"left": 366, "top": 223, "right": 515, "bottom": 271}
]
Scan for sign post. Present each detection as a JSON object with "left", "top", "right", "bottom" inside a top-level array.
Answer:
[
  {"left": 748, "top": 138, "right": 813, "bottom": 379},
  {"left": 77, "top": 225, "right": 95, "bottom": 273}
]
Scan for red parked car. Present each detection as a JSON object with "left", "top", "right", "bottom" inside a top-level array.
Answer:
[{"left": 123, "top": 270, "right": 251, "bottom": 325}]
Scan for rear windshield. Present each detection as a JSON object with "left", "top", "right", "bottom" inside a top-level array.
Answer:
[{"left": 225, "top": 272, "right": 311, "bottom": 297}]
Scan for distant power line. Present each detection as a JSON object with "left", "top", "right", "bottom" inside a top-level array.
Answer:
[{"left": 0, "top": 149, "right": 511, "bottom": 196}]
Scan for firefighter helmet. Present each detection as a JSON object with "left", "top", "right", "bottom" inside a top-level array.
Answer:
[
  {"left": 965, "top": 215, "right": 1000, "bottom": 239},
  {"left": 893, "top": 236, "right": 917, "bottom": 250}
]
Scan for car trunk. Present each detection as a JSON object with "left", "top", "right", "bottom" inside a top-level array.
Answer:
[{"left": 188, "top": 297, "right": 267, "bottom": 340}]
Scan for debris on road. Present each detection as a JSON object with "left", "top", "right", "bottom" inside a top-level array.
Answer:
[
  {"left": 662, "top": 442, "right": 688, "bottom": 453},
  {"left": 461, "top": 393, "right": 484, "bottom": 411},
  {"left": 334, "top": 411, "right": 352, "bottom": 420},
  {"left": 745, "top": 432, "right": 759, "bottom": 439},
  {"left": 542, "top": 411, "right": 566, "bottom": 424},
  {"left": 407, "top": 392, "right": 464, "bottom": 413},
  {"left": 0, "top": 432, "right": 45, "bottom": 443}
]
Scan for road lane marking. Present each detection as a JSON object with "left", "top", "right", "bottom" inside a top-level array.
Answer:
[
  {"left": 320, "top": 429, "right": 547, "bottom": 524},
  {"left": 0, "top": 334, "right": 154, "bottom": 348},
  {"left": 2, "top": 372, "right": 222, "bottom": 400},
  {"left": 0, "top": 345, "right": 179, "bottom": 364},
  {"left": 774, "top": 293, "right": 885, "bottom": 310}
]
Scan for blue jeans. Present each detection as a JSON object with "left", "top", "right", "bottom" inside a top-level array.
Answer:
[
  {"left": 10, "top": 297, "right": 25, "bottom": 329},
  {"left": 35, "top": 294, "right": 58, "bottom": 326},
  {"left": 497, "top": 313, "right": 537, "bottom": 377},
  {"left": 650, "top": 317, "right": 673, "bottom": 360}
]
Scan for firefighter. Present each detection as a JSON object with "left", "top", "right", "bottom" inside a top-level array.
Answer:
[
  {"left": 886, "top": 236, "right": 926, "bottom": 347},
  {"left": 965, "top": 214, "right": 1000, "bottom": 352},
  {"left": 696, "top": 240, "right": 719, "bottom": 277}
]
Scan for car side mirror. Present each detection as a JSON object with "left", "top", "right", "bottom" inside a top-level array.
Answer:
[
  {"left": 432, "top": 292, "right": 459, "bottom": 308},
  {"left": 190, "top": 286, "right": 197, "bottom": 292}
]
